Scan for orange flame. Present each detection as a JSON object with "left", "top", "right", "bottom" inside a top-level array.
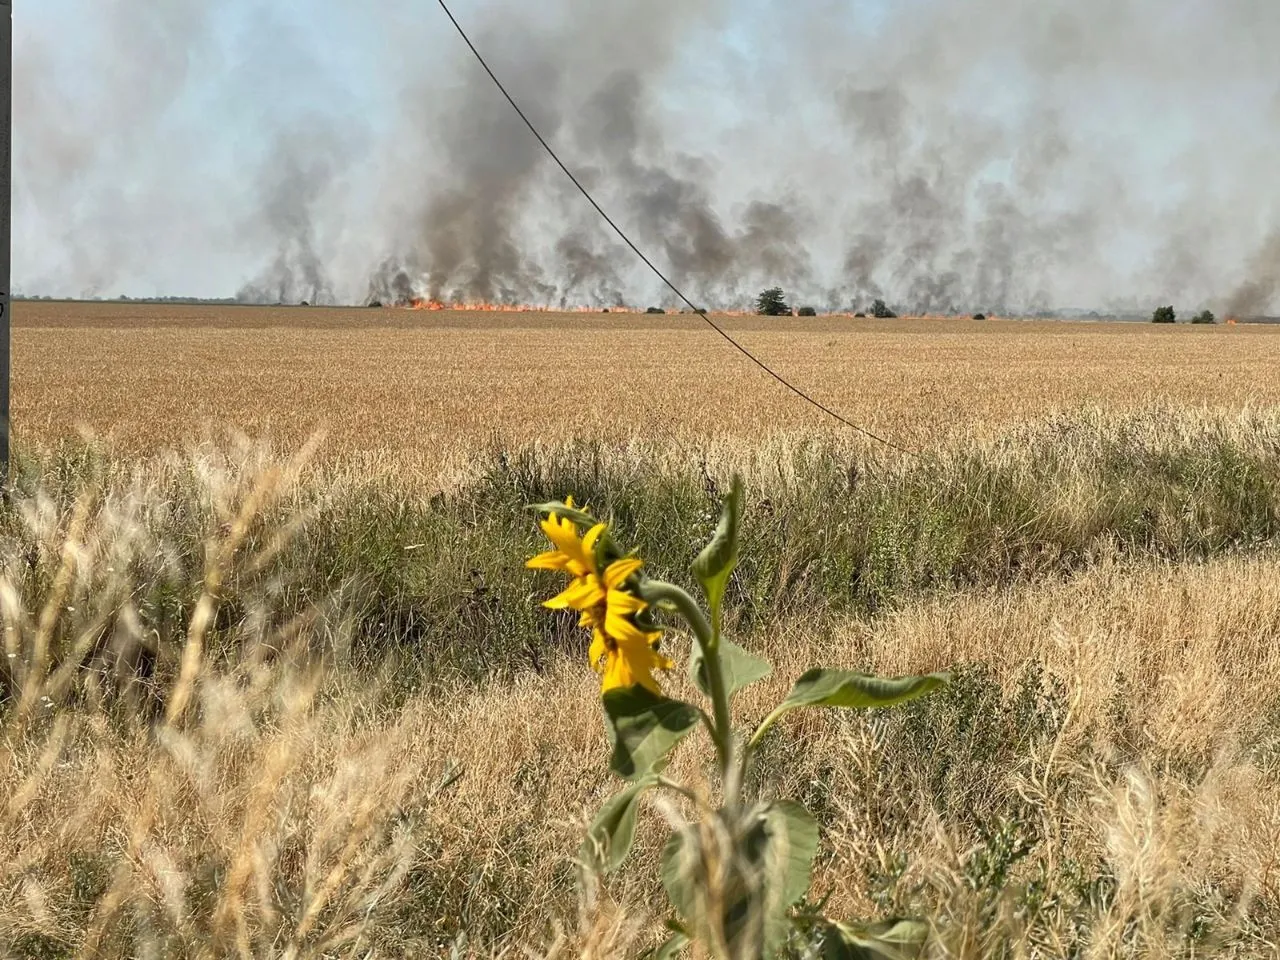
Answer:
[{"left": 398, "top": 298, "right": 650, "bottom": 313}]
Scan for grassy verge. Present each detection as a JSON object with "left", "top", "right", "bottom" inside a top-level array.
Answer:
[
  {"left": 2, "top": 408, "right": 1279, "bottom": 957},
  {"left": 5, "top": 556, "right": 1279, "bottom": 957},
  {"left": 3, "top": 408, "right": 1279, "bottom": 684}
]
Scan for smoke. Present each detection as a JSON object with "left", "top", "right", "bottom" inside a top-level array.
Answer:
[
  {"left": 15, "top": 0, "right": 1280, "bottom": 314},
  {"left": 235, "top": 131, "right": 346, "bottom": 306},
  {"left": 1226, "top": 232, "right": 1280, "bottom": 318}
]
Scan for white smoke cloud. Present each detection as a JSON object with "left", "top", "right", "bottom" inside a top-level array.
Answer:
[{"left": 15, "top": 0, "right": 1280, "bottom": 314}]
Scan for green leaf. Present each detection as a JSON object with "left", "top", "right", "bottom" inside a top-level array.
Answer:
[
  {"left": 779, "top": 669, "right": 951, "bottom": 714},
  {"left": 529, "top": 500, "right": 600, "bottom": 529},
  {"left": 750, "top": 800, "right": 820, "bottom": 956},
  {"left": 691, "top": 474, "right": 744, "bottom": 622},
  {"left": 821, "top": 919, "right": 930, "bottom": 960},
  {"left": 758, "top": 800, "right": 819, "bottom": 908},
  {"left": 689, "top": 637, "right": 771, "bottom": 699},
  {"left": 661, "top": 803, "right": 819, "bottom": 960},
  {"left": 580, "top": 776, "right": 658, "bottom": 874},
  {"left": 603, "top": 686, "right": 701, "bottom": 780},
  {"left": 659, "top": 827, "right": 701, "bottom": 925},
  {"left": 644, "top": 924, "right": 691, "bottom": 960}
]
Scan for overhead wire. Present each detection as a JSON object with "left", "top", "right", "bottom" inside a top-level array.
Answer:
[{"left": 432, "top": 0, "right": 917, "bottom": 457}]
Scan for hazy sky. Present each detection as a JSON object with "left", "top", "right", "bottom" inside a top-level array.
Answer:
[{"left": 14, "top": 0, "right": 1280, "bottom": 313}]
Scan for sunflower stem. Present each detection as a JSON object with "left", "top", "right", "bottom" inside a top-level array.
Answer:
[
  {"left": 703, "top": 636, "right": 735, "bottom": 790},
  {"left": 640, "top": 580, "right": 734, "bottom": 784}
]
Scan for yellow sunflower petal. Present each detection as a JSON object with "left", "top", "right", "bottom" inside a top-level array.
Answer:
[
  {"left": 588, "top": 628, "right": 608, "bottom": 674},
  {"left": 544, "top": 576, "right": 606, "bottom": 611},
  {"left": 603, "top": 557, "right": 643, "bottom": 590},
  {"left": 601, "top": 651, "right": 637, "bottom": 692},
  {"left": 539, "top": 514, "right": 583, "bottom": 556},
  {"left": 526, "top": 549, "right": 572, "bottom": 571},
  {"left": 605, "top": 609, "right": 656, "bottom": 646},
  {"left": 606, "top": 586, "right": 647, "bottom": 617},
  {"left": 582, "top": 523, "right": 607, "bottom": 555},
  {"left": 620, "top": 650, "right": 661, "bottom": 693}
]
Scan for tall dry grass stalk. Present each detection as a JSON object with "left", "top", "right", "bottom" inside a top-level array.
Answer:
[
  {"left": 1, "top": 422, "right": 1278, "bottom": 957},
  {"left": 0, "top": 439, "right": 433, "bottom": 958}
]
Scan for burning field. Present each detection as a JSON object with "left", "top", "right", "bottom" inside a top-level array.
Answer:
[
  {"left": 11, "top": 0, "right": 1280, "bottom": 951},
  {"left": 13, "top": 300, "right": 1280, "bottom": 470}
]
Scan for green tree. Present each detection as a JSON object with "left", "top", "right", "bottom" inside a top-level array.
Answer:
[
  {"left": 1152, "top": 305, "right": 1176, "bottom": 324},
  {"left": 755, "top": 287, "right": 791, "bottom": 316},
  {"left": 1191, "top": 310, "right": 1216, "bottom": 325}
]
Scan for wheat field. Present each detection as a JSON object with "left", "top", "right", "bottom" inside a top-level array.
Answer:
[
  {"left": 4, "top": 303, "right": 1280, "bottom": 958},
  {"left": 15, "top": 301, "right": 1280, "bottom": 466}
]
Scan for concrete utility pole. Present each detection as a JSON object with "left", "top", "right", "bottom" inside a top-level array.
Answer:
[{"left": 0, "top": 0, "right": 10, "bottom": 481}]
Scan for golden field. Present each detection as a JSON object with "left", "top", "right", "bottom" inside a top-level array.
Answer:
[
  {"left": 4, "top": 303, "right": 1280, "bottom": 958},
  {"left": 15, "top": 301, "right": 1280, "bottom": 465}
]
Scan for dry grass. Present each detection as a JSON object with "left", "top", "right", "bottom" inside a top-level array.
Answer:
[
  {"left": 6, "top": 309, "right": 1280, "bottom": 955},
  {"left": 417, "top": 554, "right": 1280, "bottom": 955},
  {"left": 6, "top": 543, "right": 1279, "bottom": 956},
  {"left": 15, "top": 302, "right": 1280, "bottom": 468},
  {"left": 2, "top": 436, "right": 1279, "bottom": 958}
]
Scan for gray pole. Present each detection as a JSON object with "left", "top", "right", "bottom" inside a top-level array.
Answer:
[{"left": 0, "top": 0, "right": 10, "bottom": 482}]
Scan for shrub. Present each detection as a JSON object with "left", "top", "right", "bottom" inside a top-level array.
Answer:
[
  {"left": 1192, "top": 310, "right": 1216, "bottom": 325},
  {"left": 1152, "top": 305, "right": 1177, "bottom": 324},
  {"left": 646, "top": 306, "right": 666, "bottom": 315},
  {"left": 973, "top": 312, "right": 986, "bottom": 320},
  {"left": 755, "top": 287, "right": 791, "bottom": 316},
  {"left": 798, "top": 306, "right": 818, "bottom": 317},
  {"left": 368, "top": 300, "right": 383, "bottom": 309},
  {"left": 854, "top": 312, "right": 867, "bottom": 318},
  {"left": 871, "top": 298, "right": 897, "bottom": 319}
]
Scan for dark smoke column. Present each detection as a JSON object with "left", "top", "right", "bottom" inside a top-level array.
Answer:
[{"left": 0, "top": 0, "right": 10, "bottom": 481}]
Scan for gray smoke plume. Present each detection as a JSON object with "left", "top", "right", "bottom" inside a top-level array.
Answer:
[
  {"left": 15, "top": 0, "right": 1280, "bottom": 314},
  {"left": 1226, "top": 232, "right": 1280, "bottom": 319},
  {"left": 235, "top": 132, "right": 345, "bottom": 306}
]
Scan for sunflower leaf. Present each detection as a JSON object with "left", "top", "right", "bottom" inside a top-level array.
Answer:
[
  {"left": 689, "top": 637, "right": 771, "bottom": 699},
  {"left": 691, "top": 474, "right": 744, "bottom": 624},
  {"left": 603, "top": 686, "right": 701, "bottom": 780},
  {"left": 662, "top": 802, "right": 818, "bottom": 958},
  {"left": 820, "top": 919, "right": 930, "bottom": 960},
  {"left": 659, "top": 826, "right": 701, "bottom": 925},
  {"left": 749, "top": 800, "right": 820, "bottom": 957},
  {"left": 759, "top": 800, "right": 820, "bottom": 908},
  {"left": 778, "top": 669, "right": 951, "bottom": 714},
  {"left": 580, "top": 775, "right": 659, "bottom": 874},
  {"left": 528, "top": 500, "right": 600, "bottom": 529}
]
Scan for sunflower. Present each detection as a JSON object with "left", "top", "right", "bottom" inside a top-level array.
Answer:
[{"left": 527, "top": 500, "right": 672, "bottom": 694}]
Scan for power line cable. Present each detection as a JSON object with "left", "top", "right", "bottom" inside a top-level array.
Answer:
[{"left": 432, "top": 0, "right": 916, "bottom": 456}]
